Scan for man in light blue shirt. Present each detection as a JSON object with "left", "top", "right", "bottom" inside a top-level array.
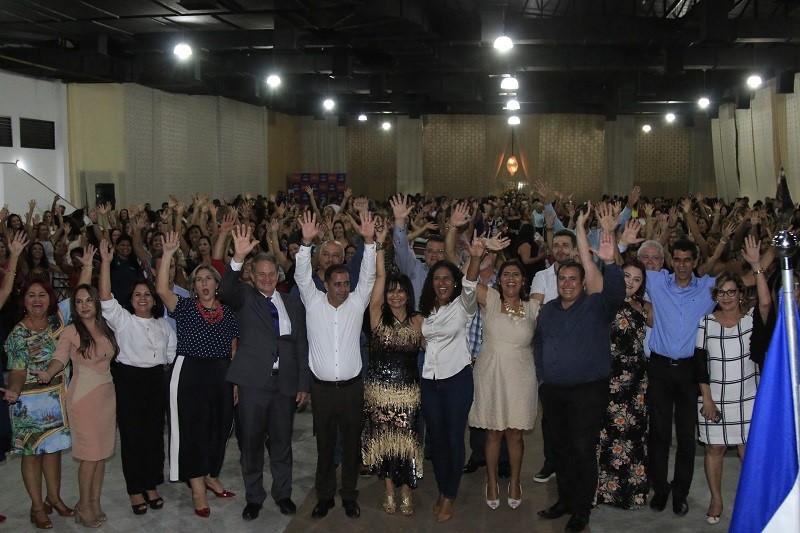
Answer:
[{"left": 645, "top": 239, "right": 716, "bottom": 517}]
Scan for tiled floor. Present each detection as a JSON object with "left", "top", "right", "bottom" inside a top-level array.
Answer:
[{"left": 0, "top": 403, "right": 743, "bottom": 532}]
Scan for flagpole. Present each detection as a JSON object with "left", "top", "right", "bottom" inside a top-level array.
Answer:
[{"left": 772, "top": 229, "right": 800, "bottom": 468}]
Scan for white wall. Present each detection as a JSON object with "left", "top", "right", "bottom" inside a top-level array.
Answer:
[{"left": 0, "top": 70, "right": 70, "bottom": 216}]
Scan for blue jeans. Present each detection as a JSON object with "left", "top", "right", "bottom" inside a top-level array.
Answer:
[{"left": 421, "top": 365, "right": 473, "bottom": 499}]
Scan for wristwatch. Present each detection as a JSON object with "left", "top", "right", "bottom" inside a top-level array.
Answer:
[{"left": 375, "top": 242, "right": 383, "bottom": 250}]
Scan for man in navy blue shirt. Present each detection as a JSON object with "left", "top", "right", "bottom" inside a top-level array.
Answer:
[{"left": 534, "top": 227, "right": 625, "bottom": 532}]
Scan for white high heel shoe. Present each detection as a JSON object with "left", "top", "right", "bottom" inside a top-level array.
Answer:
[
  {"left": 485, "top": 484, "right": 500, "bottom": 510},
  {"left": 507, "top": 482, "right": 522, "bottom": 509}
]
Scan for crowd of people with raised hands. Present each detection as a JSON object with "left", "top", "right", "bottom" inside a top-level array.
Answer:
[{"left": 0, "top": 181, "right": 790, "bottom": 530}]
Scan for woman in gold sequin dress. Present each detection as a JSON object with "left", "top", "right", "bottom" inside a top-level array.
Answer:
[{"left": 361, "top": 225, "right": 423, "bottom": 516}]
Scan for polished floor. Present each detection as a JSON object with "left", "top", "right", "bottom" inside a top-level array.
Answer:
[{"left": 0, "top": 403, "right": 743, "bottom": 532}]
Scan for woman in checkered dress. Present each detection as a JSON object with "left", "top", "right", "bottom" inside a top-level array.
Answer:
[{"left": 694, "top": 237, "right": 770, "bottom": 525}]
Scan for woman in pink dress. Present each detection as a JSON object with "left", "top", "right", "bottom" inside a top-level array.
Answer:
[{"left": 34, "top": 283, "right": 119, "bottom": 528}]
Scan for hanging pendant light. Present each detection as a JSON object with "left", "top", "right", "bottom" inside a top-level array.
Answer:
[{"left": 506, "top": 128, "right": 519, "bottom": 177}]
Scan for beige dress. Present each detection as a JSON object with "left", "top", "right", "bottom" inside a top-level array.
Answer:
[
  {"left": 468, "top": 289, "right": 540, "bottom": 431},
  {"left": 53, "top": 326, "right": 116, "bottom": 461}
]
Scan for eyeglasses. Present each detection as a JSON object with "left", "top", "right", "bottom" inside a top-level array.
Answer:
[{"left": 716, "top": 289, "right": 739, "bottom": 297}]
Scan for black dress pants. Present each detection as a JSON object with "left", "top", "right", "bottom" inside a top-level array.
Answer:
[
  {"left": 647, "top": 354, "right": 698, "bottom": 499},
  {"left": 539, "top": 380, "right": 608, "bottom": 516}
]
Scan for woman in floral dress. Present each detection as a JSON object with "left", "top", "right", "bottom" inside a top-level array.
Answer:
[{"left": 595, "top": 258, "right": 652, "bottom": 508}]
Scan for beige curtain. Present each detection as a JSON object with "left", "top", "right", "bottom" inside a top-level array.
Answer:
[
  {"left": 396, "top": 116, "right": 423, "bottom": 194},
  {"left": 299, "top": 116, "right": 346, "bottom": 173},
  {"left": 785, "top": 74, "right": 800, "bottom": 200},
  {"left": 751, "top": 83, "right": 778, "bottom": 199},
  {"left": 516, "top": 114, "right": 538, "bottom": 184},
  {"left": 604, "top": 115, "right": 635, "bottom": 195},
  {"left": 484, "top": 115, "right": 510, "bottom": 185},
  {"left": 690, "top": 114, "right": 714, "bottom": 196}
]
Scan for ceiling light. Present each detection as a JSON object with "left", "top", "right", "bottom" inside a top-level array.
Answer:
[
  {"left": 323, "top": 98, "right": 335, "bottom": 111},
  {"left": 642, "top": 124, "right": 652, "bottom": 133},
  {"left": 665, "top": 113, "right": 676, "bottom": 123},
  {"left": 747, "top": 74, "right": 762, "bottom": 89},
  {"left": 266, "top": 74, "right": 281, "bottom": 88},
  {"left": 358, "top": 114, "right": 367, "bottom": 121},
  {"left": 173, "top": 42, "right": 192, "bottom": 60},
  {"left": 493, "top": 36, "right": 513, "bottom": 52},
  {"left": 505, "top": 99, "right": 520, "bottom": 111},
  {"left": 500, "top": 76, "right": 519, "bottom": 91},
  {"left": 15, "top": 159, "right": 23, "bottom": 169},
  {"left": 698, "top": 97, "right": 710, "bottom": 109},
  {"left": 508, "top": 116, "right": 520, "bottom": 125},
  {"left": 381, "top": 121, "right": 391, "bottom": 131}
]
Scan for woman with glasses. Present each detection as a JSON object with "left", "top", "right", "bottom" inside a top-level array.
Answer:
[{"left": 694, "top": 235, "right": 770, "bottom": 526}]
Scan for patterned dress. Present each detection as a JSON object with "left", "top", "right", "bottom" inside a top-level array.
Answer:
[
  {"left": 695, "top": 309, "right": 760, "bottom": 445},
  {"left": 596, "top": 301, "right": 649, "bottom": 508},
  {"left": 361, "top": 317, "right": 423, "bottom": 488},
  {"left": 5, "top": 316, "right": 71, "bottom": 456}
]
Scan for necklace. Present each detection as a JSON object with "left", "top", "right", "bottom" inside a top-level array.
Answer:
[
  {"left": 503, "top": 300, "right": 525, "bottom": 322},
  {"left": 195, "top": 299, "right": 223, "bottom": 324}
]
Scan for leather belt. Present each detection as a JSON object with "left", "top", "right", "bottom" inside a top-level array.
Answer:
[
  {"left": 651, "top": 352, "right": 691, "bottom": 367},
  {"left": 312, "top": 375, "right": 361, "bottom": 388}
]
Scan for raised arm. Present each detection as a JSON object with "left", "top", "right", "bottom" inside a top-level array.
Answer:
[
  {"left": 76, "top": 243, "right": 96, "bottom": 288},
  {"left": 368, "top": 223, "right": 389, "bottom": 326},
  {"left": 156, "top": 231, "right": 180, "bottom": 312},
  {"left": 0, "top": 232, "right": 27, "bottom": 308},
  {"left": 445, "top": 202, "right": 471, "bottom": 266},
  {"left": 575, "top": 202, "right": 603, "bottom": 293},
  {"left": 390, "top": 194, "right": 423, "bottom": 277},
  {"left": 213, "top": 211, "right": 235, "bottom": 263},
  {"left": 742, "top": 235, "right": 771, "bottom": 325}
]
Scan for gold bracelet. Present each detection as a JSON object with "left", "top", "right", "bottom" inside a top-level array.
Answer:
[{"left": 753, "top": 269, "right": 764, "bottom": 275}]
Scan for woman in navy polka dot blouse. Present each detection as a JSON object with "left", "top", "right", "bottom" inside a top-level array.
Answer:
[{"left": 157, "top": 231, "right": 239, "bottom": 518}]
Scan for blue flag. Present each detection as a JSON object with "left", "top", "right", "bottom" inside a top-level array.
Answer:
[{"left": 730, "top": 294, "right": 800, "bottom": 532}]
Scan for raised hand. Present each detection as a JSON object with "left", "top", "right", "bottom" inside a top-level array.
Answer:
[
  {"left": 627, "top": 185, "right": 641, "bottom": 207},
  {"left": 231, "top": 224, "right": 258, "bottom": 261},
  {"left": 532, "top": 180, "right": 551, "bottom": 203},
  {"left": 77, "top": 243, "right": 97, "bottom": 268},
  {"left": 595, "top": 202, "right": 619, "bottom": 233},
  {"left": 219, "top": 211, "right": 236, "bottom": 235},
  {"left": 299, "top": 211, "right": 319, "bottom": 244},
  {"left": 667, "top": 206, "right": 679, "bottom": 227},
  {"left": 449, "top": 202, "right": 471, "bottom": 228},
  {"left": 389, "top": 194, "right": 411, "bottom": 221},
  {"left": 28, "top": 199, "right": 36, "bottom": 212},
  {"left": 32, "top": 213, "right": 40, "bottom": 224},
  {"left": 722, "top": 222, "right": 736, "bottom": 238},
  {"left": 643, "top": 203, "right": 654, "bottom": 217},
  {"left": 620, "top": 219, "right": 644, "bottom": 246},
  {"left": 590, "top": 229, "right": 616, "bottom": 263},
  {"left": 544, "top": 209, "right": 556, "bottom": 228},
  {"left": 162, "top": 231, "right": 180, "bottom": 256},
  {"left": 680, "top": 198, "right": 692, "bottom": 214},
  {"left": 8, "top": 231, "right": 28, "bottom": 256},
  {"left": 97, "top": 203, "right": 110, "bottom": 216},
  {"left": 98, "top": 240, "right": 113, "bottom": 263},
  {"left": 576, "top": 201, "right": 592, "bottom": 228},
  {"left": 358, "top": 211, "right": 376, "bottom": 243},
  {"left": 742, "top": 235, "right": 761, "bottom": 267},
  {"left": 467, "top": 230, "right": 487, "bottom": 257},
  {"left": 268, "top": 218, "right": 281, "bottom": 234},
  {"left": 484, "top": 233, "right": 511, "bottom": 252}
]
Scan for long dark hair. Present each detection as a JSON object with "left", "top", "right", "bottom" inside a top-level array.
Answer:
[
  {"left": 123, "top": 279, "right": 165, "bottom": 319},
  {"left": 71, "top": 284, "right": 120, "bottom": 359},
  {"left": 419, "top": 260, "right": 463, "bottom": 317},
  {"left": 495, "top": 259, "right": 530, "bottom": 302},
  {"left": 26, "top": 241, "right": 50, "bottom": 271},
  {"left": 381, "top": 273, "right": 417, "bottom": 327}
]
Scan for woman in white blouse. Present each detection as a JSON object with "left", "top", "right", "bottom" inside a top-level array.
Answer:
[
  {"left": 418, "top": 231, "right": 504, "bottom": 523},
  {"left": 97, "top": 240, "right": 177, "bottom": 515}
]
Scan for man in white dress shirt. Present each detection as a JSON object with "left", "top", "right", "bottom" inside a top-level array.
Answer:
[{"left": 295, "top": 210, "right": 376, "bottom": 520}]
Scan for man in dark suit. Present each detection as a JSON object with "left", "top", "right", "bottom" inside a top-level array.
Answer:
[{"left": 220, "top": 225, "right": 310, "bottom": 521}]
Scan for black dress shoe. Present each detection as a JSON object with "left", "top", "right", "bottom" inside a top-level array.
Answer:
[
  {"left": 311, "top": 499, "right": 335, "bottom": 518},
  {"left": 534, "top": 464, "right": 556, "bottom": 482},
  {"left": 497, "top": 461, "right": 511, "bottom": 479},
  {"left": 564, "top": 513, "right": 590, "bottom": 532},
  {"left": 673, "top": 498, "right": 689, "bottom": 516},
  {"left": 342, "top": 499, "right": 360, "bottom": 518},
  {"left": 462, "top": 458, "right": 486, "bottom": 473},
  {"left": 242, "top": 502, "right": 262, "bottom": 521},
  {"left": 650, "top": 486, "right": 671, "bottom": 512},
  {"left": 276, "top": 498, "right": 297, "bottom": 515},
  {"left": 538, "top": 502, "right": 570, "bottom": 520}
]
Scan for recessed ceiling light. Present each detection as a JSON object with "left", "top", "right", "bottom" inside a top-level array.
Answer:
[
  {"left": 358, "top": 114, "right": 367, "bottom": 121},
  {"left": 173, "top": 43, "right": 192, "bottom": 60},
  {"left": 642, "top": 124, "right": 652, "bottom": 133},
  {"left": 505, "top": 99, "right": 520, "bottom": 111},
  {"left": 323, "top": 98, "right": 335, "bottom": 110},
  {"left": 266, "top": 74, "right": 281, "bottom": 87},
  {"left": 500, "top": 77, "right": 519, "bottom": 91},
  {"left": 665, "top": 113, "right": 676, "bottom": 123},
  {"left": 493, "top": 36, "right": 513, "bottom": 52},
  {"left": 747, "top": 74, "right": 762, "bottom": 89},
  {"left": 508, "top": 116, "right": 520, "bottom": 125},
  {"left": 382, "top": 121, "right": 391, "bottom": 131},
  {"left": 698, "top": 97, "right": 710, "bottom": 109},
  {"left": 15, "top": 159, "right": 23, "bottom": 168}
]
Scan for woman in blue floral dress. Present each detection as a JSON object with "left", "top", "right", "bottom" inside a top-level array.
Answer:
[{"left": 595, "top": 258, "right": 651, "bottom": 509}]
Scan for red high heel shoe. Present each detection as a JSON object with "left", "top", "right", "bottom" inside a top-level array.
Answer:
[
  {"left": 194, "top": 507, "right": 211, "bottom": 518},
  {"left": 205, "top": 483, "right": 235, "bottom": 498}
]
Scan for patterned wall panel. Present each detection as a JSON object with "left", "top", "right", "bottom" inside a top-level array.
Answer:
[
  {"left": 123, "top": 83, "right": 155, "bottom": 207},
  {"left": 536, "top": 114, "right": 605, "bottom": 202},
  {"left": 346, "top": 119, "right": 397, "bottom": 202},
  {"left": 735, "top": 109, "right": 758, "bottom": 200},
  {"left": 751, "top": 87, "right": 777, "bottom": 199},
  {"left": 218, "top": 97, "right": 267, "bottom": 197},
  {"left": 634, "top": 119, "right": 691, "bottom": 199},
  {"left": 422, "top": 115, "right": 487, "bottom": 197},
  {"left": 786, "top": 93, "right": 800, "bottom": 200}
]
